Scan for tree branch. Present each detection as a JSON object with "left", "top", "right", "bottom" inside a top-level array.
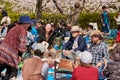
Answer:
[
  {"left": 52, "top": 0, "right": 64, "bottom": 15},
  {"left": 81, "top": 0, "right": 86, "bottom": 13},
  {"left": 42, "top": 0, "right": 50, "bottom": 8},
  {"left": 93, "top": 0, "right": 102, "bottom": 13}
]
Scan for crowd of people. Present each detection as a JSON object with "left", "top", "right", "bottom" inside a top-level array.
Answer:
[{"left": 0, "top": 5, "right": 120, "bottom": 80}]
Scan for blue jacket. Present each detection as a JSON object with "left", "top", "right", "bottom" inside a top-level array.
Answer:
[
  {"left": 31, "top": 26, "right": 39, "bottom": 42},
  {"left": 63, "top": 35, "right": 87, "bottom": 52}
]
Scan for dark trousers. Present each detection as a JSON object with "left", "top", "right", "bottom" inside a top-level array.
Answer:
[
  {"left": 102, "top": 24, "right": 110, "bottom": 33},
  {"left": 0, "top": 63, "right": 17, "bottom": 80}
]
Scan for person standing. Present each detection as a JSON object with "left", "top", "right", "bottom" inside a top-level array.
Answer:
[
  {"left": 101, "top": 6, "right": 110, "bottom": 33},
  {"left": 0, "top": 15, "right": 32, "bottom": 80}
]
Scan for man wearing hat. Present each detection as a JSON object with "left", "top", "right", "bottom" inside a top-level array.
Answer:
[
  {"left": 62, "top": 25, "right": 87, "bottom": 59},
  {"left": 88, "top": 30, "right": 109, "bottom": 80},
  {"left": 0, "top": 15, "right": 32, "bottom": 80}
]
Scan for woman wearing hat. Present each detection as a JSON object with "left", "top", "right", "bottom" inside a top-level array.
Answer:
[
  {"left": 63, "top": 25, "right": 87, "bottom": 59},
  {"left": 0, "top": 15, "right": 32, "bottom": 80}
]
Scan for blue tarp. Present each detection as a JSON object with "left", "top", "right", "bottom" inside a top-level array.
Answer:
[{"left": 47, "top": 68, "right": 72, "bottom": 80}]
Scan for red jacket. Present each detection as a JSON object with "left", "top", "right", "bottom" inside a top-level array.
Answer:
[
  {"left": 116, "top": 31, "right": 120, "bottom": 42},
  {"left": 71, "top": 66, "right": 98, "bottom": 80}
]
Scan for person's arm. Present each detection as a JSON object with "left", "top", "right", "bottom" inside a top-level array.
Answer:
[
  {"left": 108, "top": 13, "right": 110, "bottom": 24},
  {"left": 100, "top": 13, "right": 104, "bottom": 25},
  {"left": 96, "top": 43, "right": 109, "bottom": 68},
  {"left": 102, "top": 44, "right": 109, "bottom": 61},
  {"left": 73, "top": 37, "right": 87, "bottom": 52},
  {"left": 41, "top": 63, "right": 49, "bottom": 80},
  {"left": 115, "top": 16, "right": 120, "bottom": 22},
  {"left": 63, "top": 37, "right": 72, "bottom": 50},
  {"left": 103, "top": 62, "right": 111, "bottom": 78}
]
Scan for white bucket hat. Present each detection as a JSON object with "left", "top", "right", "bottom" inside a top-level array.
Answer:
[
  {"left": 31, "top": 43, "right": 46, "bottom": 53},
  {"left": 79, "top": 51, "right": 92, "bottom": 64}
]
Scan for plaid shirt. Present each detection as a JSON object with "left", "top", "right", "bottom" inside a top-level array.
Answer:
[{"left": 88, "top": 42, "right": 109, "bottom": 65}]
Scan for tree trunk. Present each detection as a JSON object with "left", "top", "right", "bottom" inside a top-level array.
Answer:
[
  {"left": 36, "top": 0, "right": 43, "bottom": 21},
  {"left": 68, "top": 2, "right": 81, "bottom": 25}
]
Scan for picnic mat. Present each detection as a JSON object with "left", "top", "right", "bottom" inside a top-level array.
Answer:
[{"left": 47, "top": 68, "right": 72, "bottom": 80}]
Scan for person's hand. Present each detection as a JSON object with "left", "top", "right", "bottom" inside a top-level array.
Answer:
[
  {"left": 63, "top": 50, "right": 71, "bottom": 56},
  {"left": 96, "top": 62, "right": 102, "bottom": 68},
  {"left": 103, "top": 24, "right": 105, "bottom": 27},
  {"left": 47, "top": 59, "right": 55, "bottom": 68},
  {"left": 72, "top": 61, "right": 79, "bottom": 68},
  {"left": 76, "top": 57, "right": 80, "bottom": 61},
  {"left": 18, "top": 56, "right": 22, "bottom": 62}
]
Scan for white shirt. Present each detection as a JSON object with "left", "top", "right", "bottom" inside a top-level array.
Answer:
[
  {"left": 116, "top": 15, "right": 120, "bottom": 25},
  {"left": 72, "top": 36, "right": 79, "bottom": 49}
]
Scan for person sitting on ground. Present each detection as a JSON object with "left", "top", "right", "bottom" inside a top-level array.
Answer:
[
  {"left": 88, "top": 30, "right": 109, "bottom": 80},
  {"left": 104, "top": 44, "right": 120, "bottom": 80},
  {"left": 27, "top": 26, "right": 35, "bottom": 46},
  {"left": 38, "top": 23, "right": 57, "bottom": 58},
  {"left": 85, "top": 25, "right": 94, "bottom": 43},
  {"left": 22, "top": 46, "right": 33, "bottom": 61},
  {"left": 62, "top": 25, "right": 87, "bottom": 60},
  {"left": 31, "top": 20, "right": 43, "bottom": 42},
  {"left": 22, "top": 43, "right": 49, "bottom": 80},
  {"left": 71, "top": 51, "right": 98, "bottom": 80}
]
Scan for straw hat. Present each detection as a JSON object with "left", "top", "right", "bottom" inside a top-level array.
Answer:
[
  {"left": 71, "top": 25, "right": 80, "bottom": 32},
  {"left": 90, "top": 30, "right": 102, "bottom": 37}
]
